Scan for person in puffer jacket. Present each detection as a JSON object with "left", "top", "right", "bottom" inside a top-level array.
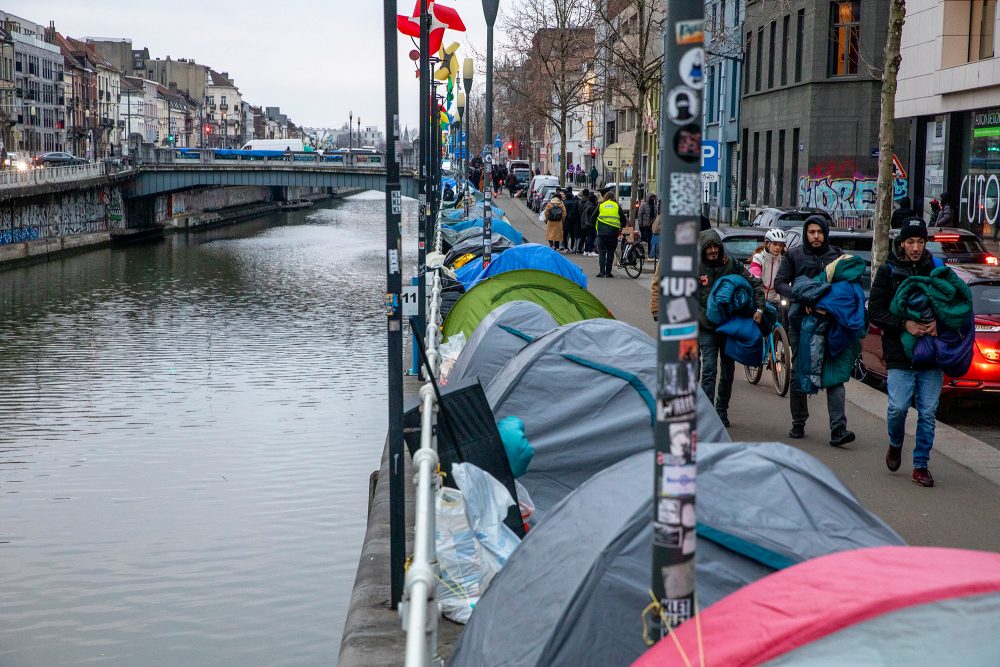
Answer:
[
  {"left": 774, "top": 214, "right": 856, "bottom": 446},
  {"left": 867, "top": 218, "right": 968, "bottom": 488}
]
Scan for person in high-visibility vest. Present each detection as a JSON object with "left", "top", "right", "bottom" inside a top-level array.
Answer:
[{"left": 595, "top": 191, "right": 626, "bottom": 277}]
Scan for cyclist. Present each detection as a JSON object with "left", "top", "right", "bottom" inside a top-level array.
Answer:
[{"left": 749, "top": 228, "right": 787, "bottom": 307}]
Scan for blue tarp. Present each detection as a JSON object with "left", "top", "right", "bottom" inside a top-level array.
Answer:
[
  {"left": 445, "top": 219, "right": 524, "bottom": 245},
  {"left": 456, "top": 243, "right": 588, "bottom": 290},
  {"left": 442, "top": 204, "right": 507, "bottom": 220}
]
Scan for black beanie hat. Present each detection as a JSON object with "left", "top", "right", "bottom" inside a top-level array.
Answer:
[{"left": 899, "top": 218, "right": 928, "bottom": 241}]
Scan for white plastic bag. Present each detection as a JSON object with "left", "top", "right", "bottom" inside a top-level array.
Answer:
[
  {"left": 451, "top": 463, "right": 521, "bottom": 584},
  {"left": 515, "top": 480, "right": 536, "bottom": 533},
  {"left": 437, "top": 332, "right": 467, "bottom": 383},
  {"left": 435, "top": 487, "right": 482, "bottom": 623}
]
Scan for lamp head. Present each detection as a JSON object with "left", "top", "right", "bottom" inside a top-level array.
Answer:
[
  {"left": 456, "top": 91, "right": 466, "bottom": 114},
  {"left": 462, "top": 57, "right": 474, "bottom": 90}
]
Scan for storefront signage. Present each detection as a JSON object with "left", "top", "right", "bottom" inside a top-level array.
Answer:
[{"left": 973, "top": 108, "right": 1000, "bottom": 137}]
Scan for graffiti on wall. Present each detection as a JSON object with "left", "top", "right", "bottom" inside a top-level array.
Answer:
[
  {"left": 959, "top": 172, "right": 999, "bottom": 230},
  {"left": 0, "top": 186, "right": 126, "bottom": 245},
  {"left": 158, "top": 186, "right": 273, "bottom": 222},
  {"left": 798, "top": 176, "right": 908, "bottom": 214}
]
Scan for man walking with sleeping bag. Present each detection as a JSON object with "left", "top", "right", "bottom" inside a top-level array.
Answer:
[
  {"left": 696, "top": 229, "right": 765, "bottom": 427},
  {"left": 867, "top": 219, "right": 972, "bottom": 487},
  {"left": 774, "top": 215, "right": 855, "bottom": 446}
]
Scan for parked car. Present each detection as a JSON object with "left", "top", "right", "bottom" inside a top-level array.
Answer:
[
  {"left": 861, "top": 264, "right": 1000, "bottom": 394},
  {"left": 31, "top": 151, "right": 86, "bottom": 167},
  {"left": 889, "top": 226, "right": 998, "bottom": 266},
  {"left": 527, "top": 174, "right": 559, "bottom": 209},
  {"left": 752, "top": 207, "right": 834, "bottom": 230},
  {"left": 713, "top": 227, "right": 769, "bottom": 265},
  {"left": 532, "top": 185, "right": 560, "bottom": 213}
]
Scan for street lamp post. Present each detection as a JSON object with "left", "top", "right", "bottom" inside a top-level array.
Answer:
[
  {"left": 349, "top": 110, "right": 353, "bottom": 151},
  {"left": 456, "top": 90, "right": 465, "bottom": 207},
  {"left": 481, "top": 0, "right": 500, "bottom": 268},
  {"left": 462, "top": 57, "right": 473, "bottom": 219},
  {"left": 416, "top": 0, "right": 430, "bottom": 365}
]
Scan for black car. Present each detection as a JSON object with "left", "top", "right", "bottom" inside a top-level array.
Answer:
[
  {"left": 713, "top": 227, "right": 768, "bottom": 265},
  {"left": 888, "top": 226, "right": 998, "bottom": 266},
  {"left": 31, "top": 151, "right": 86, "bottom": 167}
]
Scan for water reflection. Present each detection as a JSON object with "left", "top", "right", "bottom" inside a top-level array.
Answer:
[{"left": 0, "top": 193, "right": 415, "bottom": 665}]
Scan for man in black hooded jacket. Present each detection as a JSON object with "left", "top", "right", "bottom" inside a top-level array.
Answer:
[{"left": 773, "top": 215, "right": 855, "bottom": 446}]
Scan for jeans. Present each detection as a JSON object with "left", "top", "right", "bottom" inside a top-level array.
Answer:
[
  {"left": 649, "top": 233, "right": 660, "bottom": 259},
  {"left": 887, "top": 368, "right": 943, "bottom": 469},
  {"left": 597, "top": 235, "right": 617, "bottom": 275},
  {"left": 788, "top": 320, "right": 848, "bottom": 434},
  {"left": 699, "top": 330, "right": 735, "bottom": 411}
]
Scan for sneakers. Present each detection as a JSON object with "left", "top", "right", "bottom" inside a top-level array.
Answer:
[
  {"left": 595, "top": 272, "right": 605, "bottom": 278},
  {"left": 886, "top": 445, "right": 902, "bottom": 472},
  {"left": 788, "top": 424, "right": 805, "bottom": 439},
  {"left": 717, "top": 410, "right": 730, "bottom": 427},
  {"left": 829, "top": 430, "right": 856, "bottom": 447},
  {"left": 912, "top": 468, "right": 934, "bottom": 487}
]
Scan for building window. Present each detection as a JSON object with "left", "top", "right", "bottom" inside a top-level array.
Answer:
[
  {"left": 720, "top": 0, "right": 727, "bottom": 32},
  {"left": 781, "top": 15, "right": 790, "bottom": 86},
  {"left": 777, "top": 129, "right": 786, "bottom": 206},
  {"left": 764, "top": 130, "right": 773, "bottom": 203},
  {"left": 740, "top": 127, "right": 749, "bottom": 203},
  {"left": 768, "top": 21, "right": 777, "bottom": 88},
  {"left": 711, "top": 2, "right": 717, "bottom": 35},
  {"left": 795, "top": 9, "right": 805, "bottom": 82},
  {"left": 752, "top": 131, "right": 760, "bottom": 203},
  {"left": 755, "top": 27, "right": 763, "bottom": 90},
  {"left": 707, "top": 65, "right": 716, "bottom": 121},
  {"left": 970, "top": 0, "right": 997, "bottom": 61},
  {"left": 730, "top": 60, "right": 738, "bottom": 118},
  {"left": 791, "top": 127, "right": 801, "bottom": 205},
  {"left": 829, "top": 1, "right": 860, "bottom": 76},
  {"left": 744, "top": 31, "right": 752, "bottom": 95}
]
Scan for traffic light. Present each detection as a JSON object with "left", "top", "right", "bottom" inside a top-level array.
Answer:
[
  {"left": 590, "top": 147, "right": 597, "bottom": 158},
  {"left": 204, "top": 124, "right": 212, "bottom": 135},
  {"left": 168, "top": 134, "right": 175, "bottom": 145},
  {"left": 506, "top": 142, "right": 512, "bottom": 154}
]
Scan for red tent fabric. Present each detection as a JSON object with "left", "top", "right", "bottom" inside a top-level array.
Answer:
[{"left": 633, "top": 546, "right": 1000, "bottom": 666}]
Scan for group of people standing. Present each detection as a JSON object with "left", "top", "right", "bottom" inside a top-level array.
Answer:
[{"left": 651, "top": 215, "right": 965, "bottom": 488}]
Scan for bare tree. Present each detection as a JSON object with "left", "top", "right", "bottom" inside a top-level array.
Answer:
[
  {"left": 496, "top": 0, "right": 595, "bottom": 177},
  {"left": 873, "top": 0, "right": 907, "bottom": 275},
  {"left": 593, "top": 0, "right": 666, "bottom": 223}
]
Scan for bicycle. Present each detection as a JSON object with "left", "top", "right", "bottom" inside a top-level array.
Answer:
[
  {"left": 745, "top": 309, "right": 792, "bottom": 396},
  {"left": 615, "top": 233, "right": 646, "bottom": 278}
]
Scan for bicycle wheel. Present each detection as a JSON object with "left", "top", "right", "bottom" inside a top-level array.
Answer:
[
  {"left": 771, "top": 325, "right": 792, "bottom": 396},
  {"left": 744, "top": 358, "right": 763, "bottom": 384},
  {"left": 624, "top": 245, "right": 643, "bottom": 278}
]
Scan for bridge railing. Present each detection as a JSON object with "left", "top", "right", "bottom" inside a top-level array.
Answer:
[{"left": 0, "top": 162, "right": 125, "bottom": 189}]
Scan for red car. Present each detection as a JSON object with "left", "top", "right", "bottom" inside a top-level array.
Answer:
[{"left": 861, "top": 264, "right": 1000, "bottom": 394}]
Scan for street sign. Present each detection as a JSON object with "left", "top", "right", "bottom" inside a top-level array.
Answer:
[
  {"left": 700, "top": 171, "right": 719, "bottom": 183},
  {"left": 701, "top": 139, "right": 718, "bottom": 173},
  {"left": 401, "top": 285, "right": 419, "bottom": 317}
]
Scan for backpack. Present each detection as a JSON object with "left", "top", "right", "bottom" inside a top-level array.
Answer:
[{"left": 547, "top": 205, "right": 563, "bottom": 222}]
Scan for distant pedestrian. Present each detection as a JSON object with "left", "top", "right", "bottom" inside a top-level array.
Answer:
[
  {"left": 928, "top": 199, "right": 941, "bottom": 225},
  {"left": 506, "top": 171, "right": 517, "bottom": 197},
  {"left": 0, "top": 146, "right": 6, "bottom": 170},
  {"left": 534, "top": 166, "right": 541, "bottom": 176},
  {"left": 581, "top": 190, "right": 598, "bottom": 255},
  {"left": 935, "top": 193, "right": 954, "bottom": 227},
  {"left": 867, "top": 219, "right": 973, "bottom": 487},
  {"left": 589, "top": 165, "right": 599, "bottom": 189},
  {"left": 543, "top": 194, "right": 566, "bottom": 250},
  {"left": 561, "top": 187, "right": 579, "bottom": 252},
  {"left": 890, "top": 196, "right": 917, "bottom": 229},
  {"left": 637, "top": 194, "right": 656, "bottom": 247},
  {"left": 649, "top": 209, "right": 660, "bottom": 260}
]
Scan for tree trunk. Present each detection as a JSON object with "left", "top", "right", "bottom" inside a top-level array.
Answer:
[
  {"left": 559, "top": 110, "right": 568, "bottom": 184},
  {"left": 629, "top": 89, "right": 646, "bottom": 226},
  {"left": 873, "top": 0, "right": 907, "bottom": 276}
]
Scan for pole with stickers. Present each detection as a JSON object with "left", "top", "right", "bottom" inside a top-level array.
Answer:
[{"left": 650, "top": 0, "right": 704, "bottom": 639}]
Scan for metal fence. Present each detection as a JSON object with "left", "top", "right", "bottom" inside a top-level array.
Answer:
[
  {"left": 403, "top": 208, "right": 445, "bottom": 667},
  {"left": 832, "top": 209, "right": 876, "bottom": 229},
  {"left": 0, "top": 162, "right": 121, "bottom": 188}
]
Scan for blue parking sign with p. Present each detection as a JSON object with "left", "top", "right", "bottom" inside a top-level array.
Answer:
[{"left": 701, "top": 140, "right": 718, "bottom": 173}]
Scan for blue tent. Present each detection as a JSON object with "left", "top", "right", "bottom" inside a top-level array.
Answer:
[
  {"left": 458, "top": 243, "right": 587, "bottom": 290},
  {"left": 442, "top": 204, "right": 506, "bottom": 221},
  {"left": 447, "top": 219, "right": 524, "bottom": 245}
]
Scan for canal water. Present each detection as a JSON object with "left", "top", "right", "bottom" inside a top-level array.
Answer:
[{"left": 0, "top": 193, "right": 414, "bottom": 665}]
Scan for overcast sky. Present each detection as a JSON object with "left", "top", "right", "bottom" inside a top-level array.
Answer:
[{"left": 7, "top": 0, "right": 504, "bottom": 131}]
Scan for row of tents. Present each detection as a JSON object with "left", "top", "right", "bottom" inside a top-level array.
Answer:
[{"left": 425, "top": 194, "right": 1000, "bottom": 666}]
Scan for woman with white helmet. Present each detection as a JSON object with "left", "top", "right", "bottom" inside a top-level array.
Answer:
[{"left": 750, "top": 228, "right": 787, "bottom": 305}]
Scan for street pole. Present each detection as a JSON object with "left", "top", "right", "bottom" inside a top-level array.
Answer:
[
  {"left": 482, "top": 0, "right": 499, "bottom": 268},
  {"left": 382, "top": 0, "right": 405, "bottom": 610},
  {"left": 417, "top": 0, "right": 430, "bottom": 361},
  {"left": 652, "top": 0, "right": 703, "bottom": 637},
  {"left": 462, "top": 58, "right": 474, "bottom": 220}
]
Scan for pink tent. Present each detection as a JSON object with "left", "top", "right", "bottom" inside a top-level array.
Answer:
[{"left": 634, "top": 546, "right": 1000, "bottom": 666}]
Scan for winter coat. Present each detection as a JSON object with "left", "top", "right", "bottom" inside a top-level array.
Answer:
[
  {"left": 935, "top": 203, "right": 954, "bottom": 227},
  {"left": 750, "top": 250, "right": 784, "bottom": 305},
  {"left": 792, "top": 255, "right": 867, "bottom": 393},
  {"left": 774, "top": 215, "right": 842, "bottom": 326},
  {"left": 637, "top": 201, "right": 654, "bottom": 228},
  {"left": 694, "top": 229, "right": 765, "bottom": 330},
  {"left": 563, "top": 195, "right": 581, "bottom": 233},
  {"left": 886, "top": 258, "right": 975, "bottom": 377},
  {"left": 543, "top": 198, "right": 566, "bottom": 242},
  {"left": 869, "top": 245, "right": 945, "bottom": 370},
  {"left": 708, "top": 274, "right": 765, "bottom": 366}
]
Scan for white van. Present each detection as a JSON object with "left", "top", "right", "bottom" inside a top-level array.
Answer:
[
  {"left": 241, "top": 139, "right": 306, "bottom": 152},
  {"left": 605, "top": 182, "right": 634, "bottom": 213},
  {"left": 527, "top": 175, "right": 559, "bottom": 210}
]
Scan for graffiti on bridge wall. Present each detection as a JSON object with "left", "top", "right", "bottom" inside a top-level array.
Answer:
[
  {"left": 797, "top": 176, "right": 908, "bottom": 214},
  {"left": 159, "top": 186, "right": 273, "bottom": 222},
  {"left": 0, "top": 186, "right": 125, "bottom": 245}
]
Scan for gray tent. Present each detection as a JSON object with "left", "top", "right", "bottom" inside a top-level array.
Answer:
[
  {"left": 485, "top": 319, "right": 728, "bottom": 513},
  {"left": 450, "top": 443, "right": 905, "bottom": 667},
  {"left": 448, "top": 301, "right": 559, "bottom": 388}
]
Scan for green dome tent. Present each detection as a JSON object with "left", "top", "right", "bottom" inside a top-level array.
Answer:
[{"left": 442, "top": 269, "right": 613, "bottom": 339}]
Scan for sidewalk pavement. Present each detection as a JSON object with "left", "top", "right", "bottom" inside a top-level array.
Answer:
[{"left": 501, "top": 195, "right": 1000, "bottom": 552}]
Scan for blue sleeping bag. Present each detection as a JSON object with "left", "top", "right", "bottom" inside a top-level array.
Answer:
[{"left": 707, "top": 275, "right": 763, "bottom": 366}]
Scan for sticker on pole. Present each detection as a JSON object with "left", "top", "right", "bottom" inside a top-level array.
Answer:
[
  {"left": 679, "top": 48, "right": 704, "bottom": 90},
  {"left": 660, "top": 322, "right": 698, "bottom": 341},
  {"left": 675, "top": 20, "right": 704, "bottom": 44},
  {"left": 401, "top": 286, "right": 418, "bottom": 317},
  {"left": 666, "top": 87, "right": 699, "bottom": 125}
]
